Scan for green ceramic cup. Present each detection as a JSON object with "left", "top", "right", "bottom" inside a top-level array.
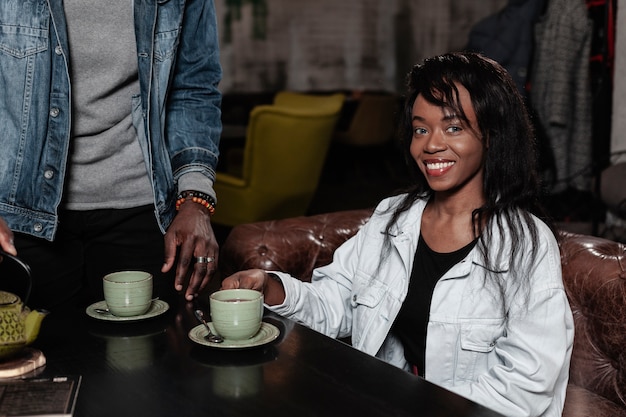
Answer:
[
  {"left": 209, "top": 289, "right": 263, "bottom": 340},
  {"left": 103, "top": 271, "right": 153, "bottom": 317}
]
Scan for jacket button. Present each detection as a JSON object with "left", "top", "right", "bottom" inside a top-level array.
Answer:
[
  {"left": 50, "top": 108, "right": 60, "bottom": 117},
  {"left": 55, "top": 45, "right": 63, "bottom": 55},
  {"left": 44, "top": 170, "right": 54, "bottom": 179},
  {"left": 33, "top": 223, "right": 43, "bottom": 233},
  {"left": 352, "top": 294, "right": 357, "bottom": 302}
]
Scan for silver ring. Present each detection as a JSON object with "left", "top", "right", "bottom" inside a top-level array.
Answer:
[{"left": 196, "top": 256, "right": 215, "bottom": 264}]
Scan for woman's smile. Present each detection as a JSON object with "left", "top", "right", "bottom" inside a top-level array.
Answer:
[
  {"left": 410, "top": 84, "right": 486, "bottom": 197},
  {"left": 423, "top": 159, "right": 455, "bottom": 176}
]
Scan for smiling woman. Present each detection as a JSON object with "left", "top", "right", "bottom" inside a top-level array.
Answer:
[
  {"left": 410, "top": 85, "right": 486, "bottom": 211},
  {"left": 221, "top": 52, "right": 574, "bottom": 417}
]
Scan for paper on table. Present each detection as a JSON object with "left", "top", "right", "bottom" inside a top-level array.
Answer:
[{"left": 0, "top": 375, "right": 82, "bottom": 417}]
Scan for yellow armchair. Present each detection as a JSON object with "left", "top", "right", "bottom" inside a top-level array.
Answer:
[
  {"left": 212, "top": 93, "right": 345, "bottom": 226},
  {"left": 273, "top": 91, "right": 343, "bottom": 111}
]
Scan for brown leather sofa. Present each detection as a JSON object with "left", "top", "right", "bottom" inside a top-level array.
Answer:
[{"left": 220, "top": 208, "right": 626, "bottom": 417}]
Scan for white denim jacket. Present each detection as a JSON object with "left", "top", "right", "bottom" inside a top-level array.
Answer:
[{"left": 269, "top": 195, "right": 574, "bottom": 417}]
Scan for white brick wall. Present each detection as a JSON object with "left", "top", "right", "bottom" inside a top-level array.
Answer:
[
  {"left": 215, "top": 0, "right": 507, "bottom": 93},
  {"left": 611, "top": 0, "right": 626, "bottom": 158}
]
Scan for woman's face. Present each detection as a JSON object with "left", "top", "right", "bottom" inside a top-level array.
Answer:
[{"left": 409, "top": 84, "right": 486, "bottom": 199}]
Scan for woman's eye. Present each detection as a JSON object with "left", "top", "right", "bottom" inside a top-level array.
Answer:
[
  {"left": 413, "top": 127, "right": 427, "bottom": 135},
  {"left": 446, "top": 125, "right": 462, "bottom": 133}
]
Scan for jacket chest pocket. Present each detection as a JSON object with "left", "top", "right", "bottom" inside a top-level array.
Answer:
[
  {"left": 350, "top": 274, "right": 386, "bottom": 310},
  {"left": 455, "top": 322, "right": 505, "bottom": 381},
  {"left": 153, "top": 0, "right": 183, "bottom": 62},
  {"left": 0, "top": 3, "right": 49, "bottom": 59},
  {"left": 350, "top": 275, "right": 393, "bottom": 349}
]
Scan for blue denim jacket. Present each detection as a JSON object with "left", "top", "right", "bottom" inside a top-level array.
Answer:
[{"left": 0, "top": 0, "right": 222, "bottom": 240}]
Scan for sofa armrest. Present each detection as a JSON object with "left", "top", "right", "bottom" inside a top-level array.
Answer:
[{"left": 558, "top": 231, "right": 626, "bottom": 414}]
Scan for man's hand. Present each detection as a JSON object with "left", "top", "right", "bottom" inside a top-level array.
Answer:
[
  {"left": 0, "top": 217, "right": 16, "bottom": 256},
  {"left": 162, "top": 201, "right": 218, "bottom": 300}
]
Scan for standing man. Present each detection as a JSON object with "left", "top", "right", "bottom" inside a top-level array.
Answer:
[{"left": 0, "top": 0, "right": 222, "bottom": 309}]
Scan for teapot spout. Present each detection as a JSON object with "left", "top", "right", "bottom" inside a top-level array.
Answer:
[{"left": 24, "top": 309, "right": 49, "bottom": 345}]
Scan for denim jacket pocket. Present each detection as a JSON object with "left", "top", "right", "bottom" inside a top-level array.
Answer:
[
  {"left": 153, "top": 28, "right": 179, "bottom": 62},
  {"left": 0, "top": 28, "right": 48, "bottom": 59},
  {"left": 0, "top": 8, "right": 49, "bottom": 59},
  {"left": 153, "top": 1, "right": 182, "bottom": 62}
]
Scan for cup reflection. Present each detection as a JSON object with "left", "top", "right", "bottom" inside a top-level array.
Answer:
[
  {"left": 105, "top": 334, "right": 154, "bottom": 371},
  {"left": 212, "top": 364, "right": 263, "bottom": 399}
]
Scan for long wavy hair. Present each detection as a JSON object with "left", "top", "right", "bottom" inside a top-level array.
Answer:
[{"left": 383, "top": 52, "right": 553, "bottom": 308}]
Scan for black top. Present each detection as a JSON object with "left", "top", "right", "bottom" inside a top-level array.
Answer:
[{"left": 392, "top": 233, "right": 477, "bottom": 376}]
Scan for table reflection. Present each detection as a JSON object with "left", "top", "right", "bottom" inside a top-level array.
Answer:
[{"left": 27, "top": 296, "right": 502, "bottom": 417}]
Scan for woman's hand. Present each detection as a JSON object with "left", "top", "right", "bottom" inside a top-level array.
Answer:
[
  {"left": 221, "top": 269, "right": 286, "bottom": 305},
  {"left": 162, "top": 201, "right": 218, "bottom": 301},
  {"left": 0, "top": 217, "right": 16, "bottom": 256}
]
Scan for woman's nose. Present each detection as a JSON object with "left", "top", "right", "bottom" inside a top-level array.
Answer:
[{"left": 423, "top": 130, "right": 446, "bottom": 153}]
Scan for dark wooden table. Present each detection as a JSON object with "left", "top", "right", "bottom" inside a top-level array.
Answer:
[{"left": 30, "top": 296, "right": 503, "bottom": 417}]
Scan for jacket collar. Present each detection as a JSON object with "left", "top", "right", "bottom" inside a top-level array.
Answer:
[{"left": 384, "top": 196, "right": 511, "bottom": 275}]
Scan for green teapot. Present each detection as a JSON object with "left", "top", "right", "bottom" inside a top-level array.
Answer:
[{"left": 0, "top": 250, "right": 48, "bottom": 360}]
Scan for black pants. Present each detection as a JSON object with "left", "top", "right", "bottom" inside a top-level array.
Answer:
[{"left": 14, "top": 205, "right": 176, "bottom": 311}]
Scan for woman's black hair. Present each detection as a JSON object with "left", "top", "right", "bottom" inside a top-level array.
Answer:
[{"left": 382, "top": 52, "right": 553, "bottom": 309}]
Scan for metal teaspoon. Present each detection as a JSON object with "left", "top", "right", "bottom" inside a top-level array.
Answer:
[{"left": 194, "top": 309, "right": 224, "bottom": 343}]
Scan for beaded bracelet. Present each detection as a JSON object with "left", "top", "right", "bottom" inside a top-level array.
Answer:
[{"left": 175, "top": 190, "right": 216, "bottom": 216}]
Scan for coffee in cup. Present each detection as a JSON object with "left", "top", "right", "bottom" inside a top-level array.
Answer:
[
  {"left": 209, "top": 289, "right": 263, "bottom": 340},
  {"left": 103, "top": 271, "right": 153, "bottom": 317}
]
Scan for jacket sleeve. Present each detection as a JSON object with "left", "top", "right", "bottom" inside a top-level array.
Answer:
[
  {"left": 266, "top": 197, "right": 405, "bottom": 339},
  {"left": 167, "top": 0, "right": 222, "bottom": 196},
  {"left": 267, "top": 228, "right": 361, "bottom": 340}
]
